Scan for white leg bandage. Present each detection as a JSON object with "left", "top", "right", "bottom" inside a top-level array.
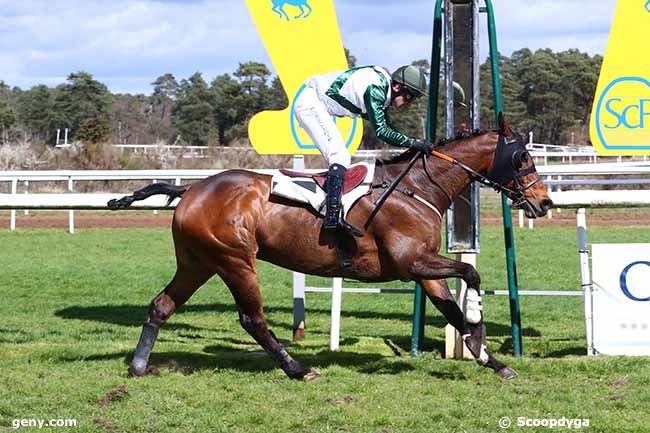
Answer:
[{"left": 465, "top": 287, "right": 483, "bottom": 324}]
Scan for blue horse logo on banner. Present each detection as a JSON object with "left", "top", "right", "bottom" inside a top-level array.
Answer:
[
  {"left": 271, "top": 0, "right": 312, "bottom": 20},
  {"left": 646, "top": 0, "right": 650, "bottom": 13}
]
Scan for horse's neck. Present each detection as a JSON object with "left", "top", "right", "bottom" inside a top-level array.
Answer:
[
  {"left": 394, "top": 133, "right": 497, "bottom": 209},
  {"left": 444, "top": 132, "right": 497, "bottom": 175}
]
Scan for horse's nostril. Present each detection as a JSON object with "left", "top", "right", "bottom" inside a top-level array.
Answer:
[{"left": 541, "top": 198, "right": 553, "bottom": 208}]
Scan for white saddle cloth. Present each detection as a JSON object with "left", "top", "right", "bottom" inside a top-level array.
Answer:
[{"left": 270, "top": 161, "right": 375, "bottom": 217}]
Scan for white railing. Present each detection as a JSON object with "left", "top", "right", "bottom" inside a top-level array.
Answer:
[
  {"left": 104, "top": 142, "right": 649, "bottom": 165},
  {"left": 1, "top": 162, "right": 648, "bottom": 232}
]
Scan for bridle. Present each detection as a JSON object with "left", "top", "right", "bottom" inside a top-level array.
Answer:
[
  {"left": 426, "top": 132, "right": 541, "bottom": 210},
  {"left": 368, "top": 131, "right": 541, "bottom": 223}
]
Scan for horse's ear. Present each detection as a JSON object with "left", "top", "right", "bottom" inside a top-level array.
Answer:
[{"left": 497, "top": 112, "right": 513, "bottom": 137}]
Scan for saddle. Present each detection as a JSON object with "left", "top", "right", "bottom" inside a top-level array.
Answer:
[
  {"left": 279, "top": 164, "right": 368, "bottom": 194},
  {"left": 271, "top": 162, "right": 375, "bottom": 217}
]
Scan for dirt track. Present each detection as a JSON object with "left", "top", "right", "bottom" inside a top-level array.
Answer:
[{"left": 1, "top": 209, "right": 648, "bottom": 230}]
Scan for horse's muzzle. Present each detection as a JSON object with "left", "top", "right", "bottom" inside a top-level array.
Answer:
[{"left": 523, "top": 197, "right": 553, "bottom": 218}]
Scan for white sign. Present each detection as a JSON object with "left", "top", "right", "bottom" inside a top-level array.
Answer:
[{"left": 591, "top": 244, "right": 650, "bottom": 355}]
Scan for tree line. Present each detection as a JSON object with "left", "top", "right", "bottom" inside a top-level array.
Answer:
[{"left": 0, "top": 48, "right": 601, "bottom": 148}]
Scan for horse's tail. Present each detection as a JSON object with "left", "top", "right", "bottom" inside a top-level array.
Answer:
[{"left": 107, "top": 182, "right": 189, "bottom": 210}]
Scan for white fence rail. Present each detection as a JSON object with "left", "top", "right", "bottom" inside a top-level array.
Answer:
[
  {"left": 101, "top": 142, "right": 650, "bottom": 164},
  {"left": 1, "top": 163, "right": 648, "bottom": 233}
]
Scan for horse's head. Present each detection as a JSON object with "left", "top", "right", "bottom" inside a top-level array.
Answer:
[{"left": 487, "top": 116, "right": 553, "bottom": 218}]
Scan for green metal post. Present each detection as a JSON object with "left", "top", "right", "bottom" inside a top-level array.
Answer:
[
  {"left": 427, "top": 0, "right": 444, "bottom": 140},
  {"left": 410, "top": 0, "right": 443, "bottom": 357},
  {"left": 483, "top": 0, "right": 523, "bottom": 356},
  {"left": 410, "top": 283, "right": 427, "bottom": 356}
]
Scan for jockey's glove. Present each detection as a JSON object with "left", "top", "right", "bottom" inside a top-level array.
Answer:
[{"left": 407, "top": 138, "right": 435, "bottom": 153}]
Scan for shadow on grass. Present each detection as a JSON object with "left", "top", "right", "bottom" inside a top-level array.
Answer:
[
  {"left": 55, "top": 303, "right": 541, "bottom": 338},
  {"left": 543, "top": 347, "right": 587, "bottom": 358},
  {"left": 56, "top": 345, "right": 418, "bottom": 377}
]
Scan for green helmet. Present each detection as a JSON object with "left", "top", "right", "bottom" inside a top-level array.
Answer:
[{"left": 391, "top": 65, "right": 428, "bottom": 97}]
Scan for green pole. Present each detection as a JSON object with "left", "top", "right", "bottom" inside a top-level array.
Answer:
[
  {"left": 483, "top": 0, "right": 523, "bottom": 356},
  {"left": 411, "top": 0, "right": 443, "bottom": 357},
  {"left": 426, "top": 0, "right": 443, "bottom": 140},
  {"left": 410, "top": 283, "right": 427, "bottom": 356}
]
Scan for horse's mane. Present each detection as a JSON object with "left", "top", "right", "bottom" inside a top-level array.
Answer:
[{"left": 376, "top": 129, "right": 492, "bottom": 166}]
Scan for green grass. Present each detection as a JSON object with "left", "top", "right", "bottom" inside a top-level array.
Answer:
[{"left": 1, "top": 226, "right": 649, "bottom": 433}]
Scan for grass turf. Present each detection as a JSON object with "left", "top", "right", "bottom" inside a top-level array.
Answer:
[{"left": 0, "top": 225, "right": 649, "bottom": 433}]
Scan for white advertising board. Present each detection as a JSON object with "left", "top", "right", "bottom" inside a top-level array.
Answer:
[{"left": 591, "top": 244, "right": 650, "bottom": 355}]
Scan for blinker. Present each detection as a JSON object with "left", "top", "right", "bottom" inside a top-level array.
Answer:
[{"left": 487, "top": 133, "right": 536, "bottom": 184}]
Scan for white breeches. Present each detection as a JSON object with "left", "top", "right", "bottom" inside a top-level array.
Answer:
[{"left": 293, "top": 86, "right": 351, "bottom": 167}]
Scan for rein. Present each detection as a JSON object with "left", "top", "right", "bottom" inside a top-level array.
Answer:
[
  {"left": 365, "top": 132, "right": 541, "bottom": 225},
  {"left": 365, "top": 150, "right": 422, "bottom": 227},
  {"left": 428, "top": 148, "right": 541, "bottom": 207}
]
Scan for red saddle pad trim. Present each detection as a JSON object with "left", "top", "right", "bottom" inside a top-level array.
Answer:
[{"left": 279, "top": 165, "right": 368, "bottom": 194}]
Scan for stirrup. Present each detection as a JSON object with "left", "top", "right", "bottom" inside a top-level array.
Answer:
[{"left": 338, "top": 218, "right": 363, "bottom": 237}]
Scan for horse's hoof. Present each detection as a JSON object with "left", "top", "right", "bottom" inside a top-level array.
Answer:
[
  {"left": 302, "top": 369, "right": 322, "bottom": 381},
  {"left": 497, "top": 367, "right": 518, "bottom": 380},
  {"left": 128, "top": 360, "right": 148, "bottom": 377}
]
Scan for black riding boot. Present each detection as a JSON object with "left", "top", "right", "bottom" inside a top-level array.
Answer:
[{"left": 323, "top": 164, "right": 363, "bottom": 237}]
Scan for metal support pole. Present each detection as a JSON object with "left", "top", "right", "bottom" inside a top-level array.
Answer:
[
  {"left": 291, "top": 155, "right": 307, "bottom": 341},
  {"left": 23, "top": 181, "right": 29, "bottom": 216},
  {"left": 445, "top": 253, "right": 476, "bottom": 359},
  {"left": 10, "top": 179, "right": 17, "bottom": 231},
  {"left": 411, "top": 0, "right": 443, "bottom": 356},
  {"left": 484, "top": 0, "right": 523, "bottom": 356},
  {"left": 577, "top": 208, "right": 594, "bottom": 355},
  {"left": 293, "top": 272, "right": 306, "bottom": 341},
  {"left": 153, "top": 179, "right": 159, "bottom": 215},
  {"left": 410, "top": 283, "right": 426, "bottom": 356},
  {"left": 330, "top": 277, "right": 342, "bottom": 351},
  {"left": 68, "top": 177, "right": 75, "bottom": 234}
]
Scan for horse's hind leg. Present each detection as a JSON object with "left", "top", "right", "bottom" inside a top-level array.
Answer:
[
  {"left": 419, "top": 278, "right": 517, "bottom": 380},
  {"left": 294, "top": 5, "right": 304, "bottom": 18},
  {"left": 220, "top": 261, "right": 320, "bottom": 380},
  {"left": 130, "top": 265, "right": 213, "bottom": 376}
]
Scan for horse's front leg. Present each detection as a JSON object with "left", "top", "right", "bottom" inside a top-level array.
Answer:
[
  {"left": 411, "top": 256, "right": 517, "bottom": 379},
  {"left": 294, "top": 5, "right": 304, "bottom": 18}
]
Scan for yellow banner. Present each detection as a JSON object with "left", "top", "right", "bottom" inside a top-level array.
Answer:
[
  {"left": 244, "top": 0, "right": 363, "bottom": 154},
  {"left": 590, "top": 1, "right": 650, "bottom": 155}
]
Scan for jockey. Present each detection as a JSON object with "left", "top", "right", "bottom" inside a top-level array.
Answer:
[{"left": 294, "top": 64, "right": 432, "bottom": 238}]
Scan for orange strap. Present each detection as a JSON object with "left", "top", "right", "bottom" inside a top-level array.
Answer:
[{"left": 430, "top": 149, "right": 455, "bottom": 163}]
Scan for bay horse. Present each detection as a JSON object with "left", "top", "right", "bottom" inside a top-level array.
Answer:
[{"left": 110, "top": 122, "right": 552, "bottom": 381}]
